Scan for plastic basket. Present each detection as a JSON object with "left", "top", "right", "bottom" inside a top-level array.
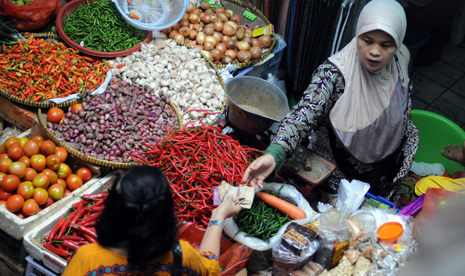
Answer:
[
  {"left": 25, "top": 256, "right": 58, "bottom": 276},
  {"left": 113, "top": 0, "right": 189, "bottom": 30}
]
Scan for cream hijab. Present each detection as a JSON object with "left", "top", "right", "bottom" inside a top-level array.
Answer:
[{"left": 328, "top": 0, "right": 410, "bottom": 163}]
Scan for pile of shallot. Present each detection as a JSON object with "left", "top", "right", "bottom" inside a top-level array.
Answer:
[{"left": 47, "top": 77, "right": 178, "bottom": 163}]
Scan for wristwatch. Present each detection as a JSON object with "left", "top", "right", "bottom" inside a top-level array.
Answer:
[{"left": 208, "top": 220, "right": 224, "bottom": 229}]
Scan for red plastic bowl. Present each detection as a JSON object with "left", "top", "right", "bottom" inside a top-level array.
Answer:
[{"left": 56, "top": 0, "right": 152, "bottom": 58}]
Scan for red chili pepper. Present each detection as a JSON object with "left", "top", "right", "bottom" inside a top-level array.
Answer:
[
  {"left": 61, "top": 236, "right": 84, "bottom": 241},
  {"left": 83, "top": 193, "right": 107, "bottom": 200},
  {"left": 58, "top": 212, "right": 75, "bottom": 240},
  {"left": 43, "top": 243, "right": 71, "bottom": 258},
  {"left": 49, "top": 218, "right": 66, "bottom": 242},
  {"left": 70, "top": 223, "right": 98, "bottom": 240},
  {"left": 62, "top": 240, "right": 80, "bottom": 251},
  {"left": 82, "top": 233, "right": 97, "bottom": 243},
  {"left": 78, "top": 212, "right": 100, "bottom": 225}
]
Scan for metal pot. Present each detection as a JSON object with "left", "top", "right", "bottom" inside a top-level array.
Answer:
[{"left": 225, "top": 76, "right": 290, "bottom": 134}]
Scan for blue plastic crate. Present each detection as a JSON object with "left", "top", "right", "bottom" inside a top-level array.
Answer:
[{"left": 25, "top": 256, "right": 58, "bottom": 276}]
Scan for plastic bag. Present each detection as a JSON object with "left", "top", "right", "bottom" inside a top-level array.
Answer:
[
  {"left": 0, "top": 126, "right": 22, "bottom": 145},
  {"left": 336, "top": 179, "right": 370, "bottom": 215},
  {"left": 293, "top": 261, "right": 325, "bottom": 276},
  {"left": 224, "top": 183, "right": 315, "bottom": 251},
  {"left": 347, "top": 210, "right": 377, "bottom": 248},
  {"left": 410, "top": 161, "right": 445, "bottom": 176},
  {"left": 0, "top": 0, "right": 61, "bottom": 31},
  {"left": 422, "top": 188, "right": 462, "bottom": 219}
]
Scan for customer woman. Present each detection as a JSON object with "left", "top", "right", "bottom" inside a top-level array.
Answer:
[
  {"left": 243, "top": 0, "right": 419, "bottom": 203},
  {"left": 62, "top": 166, "right": 241, "bottom": 276}
]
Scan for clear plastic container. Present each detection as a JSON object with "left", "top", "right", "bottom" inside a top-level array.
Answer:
[{"left": 112, "top": 0, "right": 189, "bottom": 30}]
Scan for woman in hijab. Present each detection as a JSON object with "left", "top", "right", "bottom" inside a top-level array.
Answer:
[{"left": 242, "top": 0, "right": 419, "bottom": 203}]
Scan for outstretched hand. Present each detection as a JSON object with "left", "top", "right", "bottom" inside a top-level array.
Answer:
[
  {"left": 242, "top": 154, "right": 276, "bottom": 188},
  {"left": 211, "top": 195, "right": 242, "bottom": 221}
]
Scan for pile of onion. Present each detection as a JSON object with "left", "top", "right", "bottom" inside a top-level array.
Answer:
[{"left": 160, "top": 2, "right": 273, "bottom": 65}]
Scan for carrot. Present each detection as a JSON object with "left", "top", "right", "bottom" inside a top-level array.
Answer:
[
  {"left": 256, "top": 192, "right": 306, "bottom": 220},
  {"left": 219, "top": 242, "right": 242, "bottom": 268}
]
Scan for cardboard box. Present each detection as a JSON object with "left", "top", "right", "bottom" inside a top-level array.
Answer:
[{"left": 0, "top": 96, "right": 37, "bottom": 131}]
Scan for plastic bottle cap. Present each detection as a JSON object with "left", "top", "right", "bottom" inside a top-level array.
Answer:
[{"left": 377, "top": 222, "right": 403, "bottom": 242}]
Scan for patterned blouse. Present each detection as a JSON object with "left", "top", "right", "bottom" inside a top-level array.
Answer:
[{"left": 269, "top": 61, "right": 419, "bottom": 203}]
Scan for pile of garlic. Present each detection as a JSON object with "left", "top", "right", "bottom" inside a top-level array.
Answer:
[{"left": 109, "top": 39, "right": 225, "bottom": 126}]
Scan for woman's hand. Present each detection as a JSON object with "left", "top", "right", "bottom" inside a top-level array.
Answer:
[
  {"left": 242, "top": 154, "right": 276, "bottom": 188},
  {"left": 211, "top": 195, "right": 242, "bottom": 222}
]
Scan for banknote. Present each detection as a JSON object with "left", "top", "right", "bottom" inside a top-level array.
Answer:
[{"left": 218, "top": 181, "right": 255, "bottom": 209}]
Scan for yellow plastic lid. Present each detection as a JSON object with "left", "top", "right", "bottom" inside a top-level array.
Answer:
[{"left": 378, "top": 222, "right": 403, "bottom": 242}]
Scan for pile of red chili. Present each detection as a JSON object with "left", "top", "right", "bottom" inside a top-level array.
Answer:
[
  {"left": 42, "top": 192, "right": 107, "bottom": 260},
  {"left": 131, "top": 125, "right": 261, "bottom": 228},
  {"left": 0, "top": 35, "right": 109, "bottom": 102}
]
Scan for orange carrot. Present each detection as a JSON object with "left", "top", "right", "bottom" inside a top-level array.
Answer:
[{"left": 257, "top": 192, "right": 306, "bottom": 220}]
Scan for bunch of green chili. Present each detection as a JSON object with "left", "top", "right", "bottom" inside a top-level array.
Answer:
[{"left": 62, "top": 0, "right": 146, "bottom": 52}]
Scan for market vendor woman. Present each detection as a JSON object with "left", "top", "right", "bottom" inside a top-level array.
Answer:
[{"left": 243, "top": 0, "right": 419, "bottom": 203}]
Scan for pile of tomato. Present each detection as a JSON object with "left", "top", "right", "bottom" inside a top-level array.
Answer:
[{"left": 0, "top": 136, "right": 92, "bottom": 219}]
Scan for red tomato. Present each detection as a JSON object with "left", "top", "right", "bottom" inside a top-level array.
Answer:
[
  {"left": 33, "top": 188, "right": 48, "bottom": 206},
  {"left": 2, "top": 174, "right": 20, "bottom": 192},
  {"left": 16, "top": 213, "right": 26, "bottom": 219},
  {"left": 32, "top": 136, "right": 44, "bottom": 147},
  {"left": 0, "top": 200, "right": 6, "bottom": 208},
  {"left": 17, "top": 182, "right": 35, "bottom": 200},
  {"left": 0, "top": 158, "right": 13, "bottom": 173},
  {"left": 54, "top": 147, "right": 68, "bottom": 163},
  {"left": 23, "top": 168, "right": 38, "bottom": 182},
  {"left": 57, "top": 163, "right": 71, "bottom": 179},
  {"left": 0, "top": 153, "right": 10, "bottom": 160},
  {"left": 70, "top": 104, "right": 83, "bottom": 114},
  {"left": 0, "top": 172, "right": 5, "bottom": 183},
  {"left": 76, "top": 168, "right": 92, "bottom": 183},
  {"left": 46, "top": 155, "right": 61, "bottom": 171},
  {"left": 19, "top": 137, "right": 28, "bottom": 148},
  {"left": 48, "top": 184, "right": 64, "bottom": 201},
  {"left": 56, "top": 178, "right": 67, "bottom": 190},
  {"left": 41, "top": 197, "right": 54, "bottom": 208},
  {"left": 7, "top": 143, "right": 23, "bottom": 160},
  {"left": 23, "top": 140, "right": 40, "bottom": 157},
  {"left": 22, "top": 199, "right": 39, "bottom": 217},
  {"left": 9, "top": 162, "right": 27, "bottom": 178},
  {"left": 32, "top": 173, "right": 50, "bottom": 189},
  {"left": 18, "top": 155, "right": 31, "bottom": 167},
  {"left": 30, "top": 154, "right": 46, "bottom": 172},
  {"left": 6, "top": 195, "right": 24, "bottom": 213},
  {"left": 0, "top": 144, "right": 5, "bottom": 154},
  {"left": 40, "top": 141, "right": 56, "bottom": 156},
  {"left": 3, "top": 137, "right": 19, "bottom": 148},
  {"left": 0, "top": 188, "right": 13, "bottom": 201},
  {"left": 42, "top": 169, "right": 58, "bottom": 184},
  {"left": 66, "top": 174, "right": 83, "bottom": 191},
  {"left": 63, "top": 188, "right": 72, "bottom": 198},
  {"left": 47, "top": 107, "right": 64, "bottom": 123}
]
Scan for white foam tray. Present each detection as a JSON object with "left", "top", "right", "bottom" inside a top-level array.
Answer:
[{"left": 23, "top": 173, "right": 114, "bottom": 274}]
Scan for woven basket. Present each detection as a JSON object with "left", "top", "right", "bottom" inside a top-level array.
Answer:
[
  {"left": 0, "top": 33, "right": 88, "bottom": 108},
  {"left": 0, "top": 120, "right": 3, "bottom": 137}
]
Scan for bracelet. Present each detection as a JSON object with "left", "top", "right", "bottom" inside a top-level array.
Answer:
[{"left": 207, "top": 220, "right": 224, "bottom": 229}]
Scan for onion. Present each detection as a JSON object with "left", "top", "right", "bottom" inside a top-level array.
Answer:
[
  {"left": 184, "top": 37, "right": 190, "bottom": 44},
  {"left": 214, "top": 20, "right": 224, "bottom": 32},
  {"left": 243, "top": 37, "right": 253, "bottom": 47},
  {"left": 200, "top": 1, "right": 211, "bottom": 10},
  {"left": 244, "top": 28, "right": 253, "bottom": 38},
  {"left": 161, "top": 27, "right": 171, "bottom": 34},
  {"left": 204, "top": 26, "right": 214, "bottom": 36},
  {"left": 217, "top": 12, "right": 229, "bottom": 22},
  {"left": 193, "top": 23, "right": 203, "bottom": 32},
  {"left": 252, "top": 38, "right": 263, "bottom": 48},
  {"left": 189, "top": 23, "right": 194, "bottom": 30},
  {"left": 196, "top": 32, "right": 206, "bottom": 45},
  {"left": 222, "top": 55, "right": 233, "bottom": 64},
  {"left": 200, "top": 12, "right": 205, "bottom": 19},
  {"left": 201, "top": 14, "right": 212, "bottom": 24},
  {"left": 172, "top": 23, "right": 181, "bottom": 31},
  {"left": 186, "top": 2, "right": 194, "bottom": 13},
  {"left": 226, "top": 41, "right": 236, "bottom": 50},
  {"left": 201, "top": 50, "right": 213, "bottom": 61},
  {"left": 189, "top": 13, "right": 200, "bottom": 24},
  {"left": 230, "top": 14, "right": 241, "bottom": 24},
  {"left": 200, "top": 21, "right": 205, "bottom": 27},
  {"left": 237, "top": 50, "right": 251, "bottom": 63},
  {"left": 173, "top": 34, "right": 184, "bottom": 42},
  {"left": 169, "top": 30, "right": 179, "bottom": 39},
  {"left": 186, "top": 39, "right": 196, "bottom": 47},
  {"left": 189, "top": 30, "right": 198, "bottom": 40},
  {"left": 216, "top": 7, "right": 226, "bottom": 13},
  {"left": 258, "top": 35, "right": 272, "bottom": 47},
  {"left": 194, "top": 45, "right": 204, "bottom": 51},
  {"left": 205, "top": 36, "right": 217, "bottom": 46},
  {"left": 216, "top": 43, "right": 227, "bottom": 53},
  {"left": 221, "top": 35, "right": 231, "bottom": 45},
  {"left": 249, "top": 46, "right": 262, "bottom": 60},
  {"left": 182, "top": 13, "right": 189, "bottom": 21},
  {"left": 205, "top": 9, "right": 214, "bottom": 15},
  {"left": 225, "top": 49, "right": 237, "bottom": 59},
  {"left": 230, "top": 35, "right": 237, "bottom": 41},
  {"left": 180, "top": 19, "right": 189, "bottom": 27},
  {"left": 212, "top": 49, "right": 223, "bottom": 61},
  {"left": 205, "top": 23, "right": 214, "bottom": 29},
  {"left": 204, "top": 41, "right": 214, "bottom": 50},
  {"left": 226, "top": 10, "right": 234, "bottom": 16},
  {"left": 179, "top": 26, "right": 190, "bottom": 37},
  {"left": 236, "top": 40, "right": 251, "bottom": 51},
  {"left": 212, "top": 32, "right": 223, "bottom": 44},
  {"left": 222, "top": 24, "right": 235, "bottom": 36},
  {"left": 226, "top": 21, "right": 238, "bottom": 31},
  {"left": 192, "top": 9, "right": 201, "bottom": 15},
  {"left": 236, "top": 26, "right": 245, "bottom": 40}
]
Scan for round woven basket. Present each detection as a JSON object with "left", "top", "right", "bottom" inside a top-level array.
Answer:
[
  {"left": 0, "top": 120, "right": 3, "bottom": 137},
  {"left": 0, "top": 32, "right": 84, "bottom": 108}
]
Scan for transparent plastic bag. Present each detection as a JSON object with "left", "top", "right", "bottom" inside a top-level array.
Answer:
[
  {"left": 347, "top": 210, "right": 377, "bottom": 248},
  {"left": 0, "top": 0, "right": 61, "bottom": 31}
]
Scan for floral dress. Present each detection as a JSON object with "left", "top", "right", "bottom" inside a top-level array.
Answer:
[{"left": 270, "top": 61, "right": 419, "bottom": 203}]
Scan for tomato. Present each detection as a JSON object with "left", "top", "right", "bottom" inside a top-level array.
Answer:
[
  {"left": 57, "top": 163, "right": 71, "bottom": 179},
  {"left": 19, "top": 137, "right": 29, "bottom": 148},
  {"left": 66, "top": 174, "right": 83, "bottom": 191},
  {"left": 32, "top": 173, "right": 50, "bottom": 189},
  {"left": 9, "top": 162, "right": 27, "bottom": 178},
  {"left": 6, "top": 195, "right": 24, "bottom": 213},
  {"left": 46, "top": 155, "right": 61, "bottom": 171},
  {"left": 22, "top": 199, "right": 39, "bottom": 217},
  {"left": 47, "top": 107, "right": 64, "bottom": 123},
  {"left": 41, "top": 197, "right": 54, "bottom": 208},
  {"left": 0, "top": 158, "right": 13, "bottom": 173},
  {"left": 4, "top": 137, "right": 19, "bottom": 148},
  {"left": 40, "top": 140, "right": 56, "bottom": 156},
  {"left": 0, "top": 172, "right": 5, "bottom": 183},
  {"left": 56, "top": 178, "right": 67, "bottom": 190},
  {"left": 0, "top": 188, "right": 12, "bottom": 201},
  {"left": 32, "top": 135, "right": 44, "bottom": 147},
  {"left": 76, "top": 168, "right": 92, "bottom": 183},
  {"left": 7, "top": 143, "right": 23, "bottom": 160},
  {"left": 17, "top": 182, "right": 35, "bottom": 200},
  {"left": 23, "top": 168, "right": 38, "bottom": 182},
  {"left": 63, "top": 188, "right": 72, "bottom": 197},
  {"left": 33, "top": 188, "right": 48, "bottom": 206},
  {"left": 71, "top": 104, "right": 83, "bottom": 114},
  {"left": 17, "top": 213, "right": 26, "bottom": 219},
  {"left": 18, "top": 155, "right": 31, "bottom": 167},
  {"left": 0, "top": 200, "right": 6, "bottom": 208},
  {"left": 42, "top": 169, "right": 58, "bottom": 184},
  {"left": 54, "top": 147, "right": 68, "bottom": 163},
  {"left": 30, "top": 154, "right": 46, "bottom": 171},
  {"left": 23, "top": 139, "right": 40, "bottom": 157},
  {"left": 0, "top": 144, "right": 5, "bottom": 154},
  {"left": 0, "top": 153, "right": 10, "bottom": 160},
  {"left": 1, "top": 174, "right": 20, "bottom": 192},
  {"left": 48, "top": 184, "right": 64, "bottom": 201}
]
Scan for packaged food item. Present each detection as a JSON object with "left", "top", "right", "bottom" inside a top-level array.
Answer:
[
  {"left": 314, "top": 230, "right": 349, "bottom": 270},
  {"left": 319, "top": 256, "right": 354, "bottom": 276},
  {"left": 353, "top": 256, "right": 371, "bottom": 276},
  {"left": 344, "top": 249, "right": 361, "bottom": 264}
]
